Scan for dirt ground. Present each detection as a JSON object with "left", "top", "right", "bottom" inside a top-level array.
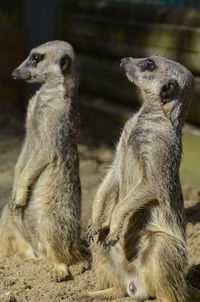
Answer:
[{"left": 0, "top": 117, "right": 199, "bottom": 302}]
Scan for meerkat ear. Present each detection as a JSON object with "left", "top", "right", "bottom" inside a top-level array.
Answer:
[
  {"left": 159, "top": 79, "right": 180, "bottom": 100},
  {"left": 59, "top": 54, "right": 71, "bottom": 74}
]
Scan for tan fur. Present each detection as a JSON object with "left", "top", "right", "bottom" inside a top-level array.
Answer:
[
  {"left": 89, "top": 55, "right": 200, "bottom": 301},
  {"left": 0, "top": 40, "right": 83, "bottom": 280}
]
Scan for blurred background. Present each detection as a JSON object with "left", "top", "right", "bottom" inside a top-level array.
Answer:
[{"left": 0, "top": 0, "right": 199, "bottom": 189}]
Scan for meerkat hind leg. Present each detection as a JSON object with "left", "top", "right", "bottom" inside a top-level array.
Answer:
[
  {"left": 52, "top": 261, "right": 72, "bottom": 282},
  {"left": 150, "top": 234, "right": 188, "bottom": 302},
  {"left": 47, "top": 242, "right": 72, "bottom": 281},
  {"left": 46, "top": 242, "right": 72, "bottom": 281}
]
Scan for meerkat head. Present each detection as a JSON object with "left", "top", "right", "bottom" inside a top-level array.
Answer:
[
  {"left": 121, "top": 55, "right": 194, "bottom": 124},
  {"left": 12, "top": 40, "right": 77, "bottom": 83}
]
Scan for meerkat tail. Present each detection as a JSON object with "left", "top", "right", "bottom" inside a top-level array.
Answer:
[
  {"left": 78, "top": 287, "right": 125, "bottom": 299},
  {"left": 0, "top": 224, "right": 35, "bottom": 259}
]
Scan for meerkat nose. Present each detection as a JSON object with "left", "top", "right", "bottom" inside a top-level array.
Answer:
[
  {"left": 120, "top": 57, "right": 129, "bottom": 67},
  {"left": 129, "top": 281, "right": 136, "bottom": 293},
  {"left": 12, "top": 69, "right": 32, "bottom": 81}
]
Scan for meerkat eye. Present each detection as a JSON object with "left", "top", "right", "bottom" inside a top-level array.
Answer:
[
  {"left": 140, "top": 59, "right": 156, "bottom": 72},
  {"left": 145, "top": 59, "right": 155, "bottom": 71},
  {"left": 30, "top": 53, "right": 44, "bottom": 66}
]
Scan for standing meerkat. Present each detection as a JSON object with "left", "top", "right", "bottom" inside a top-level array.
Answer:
[
  {"left": 0, "top": 40, "right": 83, "bottom": 280},
  {"left": 88, "top": 55, "right": 199, "bottom": 301}
]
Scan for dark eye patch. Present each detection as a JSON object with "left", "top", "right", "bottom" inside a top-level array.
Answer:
[
  {"left": 139, "top": 59, "right": 156, "bottom": 72},
  {"left": 29, "top": 53, "right": 45, "bottom": 67}
]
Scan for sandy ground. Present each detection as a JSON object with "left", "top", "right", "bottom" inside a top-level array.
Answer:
[{"left": 0, "top": 122, "right": 199, "bottom": 302}]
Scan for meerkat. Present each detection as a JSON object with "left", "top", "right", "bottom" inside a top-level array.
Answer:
[
  {"left": 0, "top": 40, "right": 83, "bottom": 281},
  {"left": 88, "top": 55, "right": 200, "bottom": 301}
]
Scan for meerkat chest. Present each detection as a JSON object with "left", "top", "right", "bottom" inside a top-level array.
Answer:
[
  {"left": 117, "top": 136, "right": 143, "bottom": 191},
  {"left": 26, "top": 99, "right": 45, "bottom": 135},
  {"left": 26, "top": 92, "right": 66, "bottom": 136},
  {"left": 117, "top": 113, "right": 175, "bottom": 187}
]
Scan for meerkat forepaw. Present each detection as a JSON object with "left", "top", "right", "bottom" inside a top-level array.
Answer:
[
  {"left": 10, "top": 187, "right": 28, "bottom": 213},
  {"left": 87, "top": 228, "right": 99, "bottom": 243},
  {"left": 10, "top": 199, "right": 25, "bottom": 214},
  {"left": 9, "top": 199, "right": 24, "bottom": 214},
  {"left": 87, "top": 222, "right": 101, "bottom": 243},
  {"left": 103, "top": 233, "right": 119, "bottom": 251}
]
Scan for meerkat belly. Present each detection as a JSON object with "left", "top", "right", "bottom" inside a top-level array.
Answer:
[
  {"left": 22, "top": 162, "right": 75, "bottom": 248},
  {"left": 19, "top": 166, "right": 53, "bottom": 249},
  {"left": 30, "top": 163, "right": 76, "bottom": 209}
]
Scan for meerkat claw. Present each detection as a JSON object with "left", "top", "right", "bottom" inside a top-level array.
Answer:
[
  {"left": 87, "top": 221, "right": 102, "bottom": 243},
  {"left": 9, "top": 200, "right": 23, "bottom": 214},
  {"left": 88, "top": 228, "right": 100, "bottom": 243},
  {"left": 103, "top": 234, "right": 119, "bottom": 251}
]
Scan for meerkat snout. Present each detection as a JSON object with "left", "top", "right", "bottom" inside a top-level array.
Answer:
[
  {"left": 120, "top": 57, "right": 130, "bottom": 68},
  {"left": 12, "top": 69, "right": 32, "bottom": 81},
  {"left": 120, "top": 57, "right": 138, "bottom": 83},
  {"left": 11, "top": 69, "right": 19, "bottom": 80}
]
